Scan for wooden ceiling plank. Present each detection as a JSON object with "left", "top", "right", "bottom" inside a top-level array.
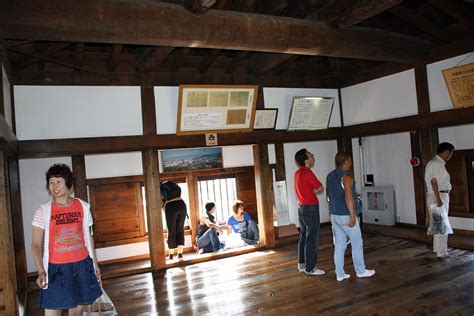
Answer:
[
  {"left": 269, "top": 0, "right": 289, "bottom": 15},
  {"left": 74, "top": 42, "right": 85, "bottom": 67},
  {"left": 215, "top": 0, "right": 232, "bottom": 10},
  {"left": 199, "top": 49, "right": 221, "bottom": 73},
  {"left": 0, "top": 1, "right": 430, "bottom": 63},
  {"left": 249, "top": 53, "right": 294, "bottom": 74},
  {"left": 225, "top": 51, "right": 249, "bottom": 74},
  {"left": 176, "top": 0, "right": 217, "bottom": 14},
  {"left": 307, "top": 0, "right": 403, "bottom": 27},
  {"left": 135, "top": 46, "right": 175, "bottom": 72},
  {"left": 16, "top": 42, "right": 71, "bottom": 69},
  {"left": 170, "top": 47, "right": 190, "bottom": 72},
  {"left": 108, "top": 44, "right": 123, "bottom": 72},
  {"left": 427, "top": 0, "right": 474, "bottom": 25},
  {"left": 390, "top": 5, "right": 454, "bottom": 43}
]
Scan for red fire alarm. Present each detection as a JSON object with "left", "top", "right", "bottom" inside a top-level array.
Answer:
[{"left": 410, "top": 157, "right": 420, "bottom": 167}]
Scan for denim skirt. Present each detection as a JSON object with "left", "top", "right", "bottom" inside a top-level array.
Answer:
[{"left": 40, "top": 256, "right": 102, "bottom": 310}]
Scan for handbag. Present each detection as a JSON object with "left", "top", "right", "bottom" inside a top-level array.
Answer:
[
  {"left": 83, "top": 286, "right": 118, "bottom": 316},
  {"left": 427, "top": 204, "right": 453, "bottom": 235}
]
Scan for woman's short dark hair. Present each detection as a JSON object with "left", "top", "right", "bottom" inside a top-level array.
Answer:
[
  {"left": 46, "top": 164, "right": 74, "bottom": 190},
  {"left": 437, "top": 142, "right": 455, "bottom": 154},
  {"left": 294, "top": 148, "right": 308, "bottom": 166},
  {"left": 232, "top": 200, "right": 244, "bottom": 214},
  {"left": 335, "top": 152, "right": 351, "bottom": 167},
  {"left": 205, "top": 202, "right": 215, "bottom": 214}
]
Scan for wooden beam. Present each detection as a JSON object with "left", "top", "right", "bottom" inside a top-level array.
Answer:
[
  {"left": 215, "top": 0, "right": 231, "bottom": 10},
  {"left": 16, "top": 42, "right": 71, "bottom": 69},
  {"left": 0, "top": 1, "right": 429, "bottom": 63},
  {"left": 178, "top": 0, "right": 217, "bottom": 14},
  {"left": 427, "top": 0, "right": 474, "bottom": 25},
  {"left": 389, "top": 5, "right": 454, "bottom": 43},
  {"left": 0, "top": 145, "right": 19, "bottom": 315},
  {"left": 225, "top": 51, "right": 249, "bottom": 74},
  {"left": 74, "top": 42, "right": 85, "bottom": 67},
  {"left": 249, "top": 53, "right": 294, "bottom": 74},
  {"left": 170, "top": 47, "right": 190, "bottom": 72},
  {"left": 307, "top": 0, "right": 403, "bottom": 27},
  {"left": 71, "top": 155, "right": 88, "bottom": 201},
  {"left": 274, "top": 142, "right": 286, "bottom": 182},
  {"left": 135, "top": 47, "right": 174, "bottom": 72},
  {"left": 108, "top": 44, "right": 123, "bottom": 72},
  {"left": 142, "top": 149, "right": 166, "bottom": 270},
  {"left": 199, "top": 49, "right": 220, "bottom": 73},
  {"left": 186, "top": 173, "right": 199, "bottom": 247},
  {"left": 253, "top": 144, "right": 275, "bottom": 247},
  {"left": 18, "top": 128, "right": 340, "bottom": 159},
  {"left": 267, "top": 0, "right": 289, "bottom": 15},
  {"left": 141, "top": 85, "right": 157, "bottom": 136}
]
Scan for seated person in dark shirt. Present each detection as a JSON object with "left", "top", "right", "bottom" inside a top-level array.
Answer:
[
  {"left": 196, "top": 202, "right": 229, "bottom": 254},
  {"left": 227, "top": 200, "right": 260, "bottom": 245}
]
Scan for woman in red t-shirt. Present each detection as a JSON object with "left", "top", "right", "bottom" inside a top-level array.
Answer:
[{"left": 31, "top": 164, "right": 102, "bottom": 315}]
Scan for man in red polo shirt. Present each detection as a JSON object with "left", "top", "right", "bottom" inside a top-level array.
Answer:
[{"left": 294, "top": 148, "right": 325, "bottom": 276}]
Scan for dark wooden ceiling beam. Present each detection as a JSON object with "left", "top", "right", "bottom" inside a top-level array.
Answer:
[
  {"left": 267, "top": 0, "right": 289, "bottom": 15},
  {"left": 214, "top": 0, "right": 232, "bottom": 10},
  {"left": 427, "top": 0, "right": 474, "bottom": 25},
  {"left": 108, "top": 44, "right": 123, "bottom": 72},
  {"left": 18, "top": 128, "right": 341, "bottom": 159},
  {"left": 176, "top": 0, "right": 217, "bottom": 14},
  {"left": 16, "top": 42, "right": 71, "bottom": 69},
  {"left": 0, "top": 1, "right": 429, "bottom": 63},
  {"left": 389, "top": 5, "right": 454, "bottom": 43},
  {"left": 249, "top": 53, "right": 295, "bottom": 74},
  {"left": 225, "top": 51, "right": 249, "bottom": 74},
  {"left": 74, "top": 42, "right": 85, "bottom": 68},
  {"left": 199, "top": 49, "right": 220, "bottom": 73},
  {"left": 170, "top": 47, "right": 190, "bottom": 72},
  {"left": 307, "top": 0, "right": 403, "bottom": 27},
  {"left": 134, "top": 46, "right": 174, "bottom": 72}
]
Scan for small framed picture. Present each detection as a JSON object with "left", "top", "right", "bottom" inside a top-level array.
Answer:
[{"left": 253, "top": 108, "right": 278, "bottom": 130}]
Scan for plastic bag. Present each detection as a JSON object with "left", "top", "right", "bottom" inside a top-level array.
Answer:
[
  {"left": 83, "top": 286, "right": 118, "bottom": 316},
  {"left": 427, "top": 203, "right": 453, "bottom": 235}
]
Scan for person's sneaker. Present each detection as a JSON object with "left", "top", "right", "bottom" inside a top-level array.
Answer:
[
  {"left": 337, "top": 274, "right": 351, "bottom": 282},
  {"left": 356, "top": 269, "right": 376, "bottom": 278},
  {"left": 305, "top": 268, "right": 325, "bottom": 276},
  {"left": 298, "top": 263, "right": 305, "bottom": 273},
  {"left": 437, "top": 254, "right": 449, "bottom": 259},
  {"left": 168, "top": 254, "right": 174, "bottom": 261},
  {"left": 177, "top": 253, "right": 183, "bottom": 260}
]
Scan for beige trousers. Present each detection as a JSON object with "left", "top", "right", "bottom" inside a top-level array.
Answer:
[{"left": 426, "top": 192, "right": 450, "bottom": 257}]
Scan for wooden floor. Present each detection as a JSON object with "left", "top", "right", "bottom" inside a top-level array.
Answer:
[{"left": 26, "top": 227, "right": 474, "bottom": 315}]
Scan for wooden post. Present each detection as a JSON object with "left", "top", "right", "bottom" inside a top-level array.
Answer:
[
  {"left": 0, "top": 145, "right": 19, "bottom": 315},
  {"left": 141, "top": 85, "right": 157, "bottom": 136},
  {"left": 72, "top": 155, "right": 88, "bottom": 201},
  {"left": 186, "top": 173, "right": 199, "bottom": 247},
  {"left": 253, "top": 143, "right": 275, "bottom": 248},
  {"left": 142, "top": 148, "right": 166, "bottom": 270},
  {"left": 274, "top": 142, "right": 286, "bottom": 182}
]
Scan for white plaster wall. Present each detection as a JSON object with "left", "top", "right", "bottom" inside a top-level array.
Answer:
[
  {"left": 427, "top": 52, "right": 474, "bottom": 112},
  {"left": 263, "top": 88, "right": 341, "bottom": 129},
  {"left": 439, "top": 124, "right": 474, "bottom": 151},
  {"left": 283, "top": 140, "right": 338, "bottom": 226},
  {"left": 14, "top": 86, "right": 142, "bottom": 140},
  {"left": 341, "top": 69, "right": 418, "bottom": 126},
  {"left": 351, "top": 133, "right": 417, "bottom": 225},
  {"left": 154, "top": 86, "right": 179, "bottom": 134},
  {"left": 85, "top": 152, "right": 143, "bottom": 179},
  {"left": 2, "top": 66, "right": 12, "bottom": 129},
  {"left": 19, "top": 157, "right": 72, "bottom": 273}
]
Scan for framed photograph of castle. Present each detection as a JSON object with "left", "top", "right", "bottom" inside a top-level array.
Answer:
[
  {"left": 177, "top": 85, "right": 258, "bottom": 135},
  {"left": 161, "top": 147, "right": 223, "bottom": 173}
]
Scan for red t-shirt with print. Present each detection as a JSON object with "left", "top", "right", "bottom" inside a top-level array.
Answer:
[{"left": 48, "top": 198, "right": 89, "bottom": 264}]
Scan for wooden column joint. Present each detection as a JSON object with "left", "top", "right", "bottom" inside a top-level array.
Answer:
[
  {"left": 71, "top": 155, "right": 88, "bottom": 202},
  {"left": 253, "top": 143, "right": 275, "bottom": 248},
  {"left": 142, "top": 148, "right": 166, "bottom": 270}
]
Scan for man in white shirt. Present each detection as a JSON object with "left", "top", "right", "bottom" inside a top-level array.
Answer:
[{"left": 424, "top": 142, "right": 454, "bottom": 258}]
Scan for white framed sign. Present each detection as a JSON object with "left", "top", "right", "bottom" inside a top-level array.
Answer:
[
  {"left": 253, "top": 108, "right": 278, "bottom": 129},
  {"left": 287, "top": 96, "right": 335, "bottom": 130}
]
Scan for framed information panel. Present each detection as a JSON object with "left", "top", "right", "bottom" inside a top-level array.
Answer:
[
  {"left": 442, "top": 63, "right": 474, "bottom": 108},
  {"left": 287, "top": 96, "right": 335, "bottom": 130},
  {"left": 253, "top": 108, "right": 278, "bottom": 130},
  {"left": 177, "top": 85, "right": 258, "bottom": 135}
]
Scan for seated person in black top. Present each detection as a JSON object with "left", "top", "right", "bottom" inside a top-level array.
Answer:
[{"left": 196, "top": 202, "right": 229, "bottom": 254}]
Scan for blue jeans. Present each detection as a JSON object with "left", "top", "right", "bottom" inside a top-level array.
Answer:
[
  {"left": 331, "top": 214, "right": 366, "bottom": 278},
  {"left": 240, "top": 220, "right": 260, "bottom": 245},
  {"left": 298, "top": 204, "right": 320, "bottom": 272},
  {"left": 196, "top": 228, "right": 222, "bottom": 253}
]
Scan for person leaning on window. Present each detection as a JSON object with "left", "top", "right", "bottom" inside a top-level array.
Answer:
[{"left": 227, "top": 200, "right": 260, "bottom": 245}]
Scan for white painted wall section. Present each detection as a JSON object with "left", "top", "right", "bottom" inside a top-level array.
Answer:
[
  {"left": 341, "top": 69, "right": 418, "bottom": 125},
  {"left": 439, "top": 124, "right": 474, "bottom": 151},
  {"left": 14, "top": 86, "right": 142, "bottom": 140},
  {"left": 85, "top": 152, "right": 144, "bottom": 179}
]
